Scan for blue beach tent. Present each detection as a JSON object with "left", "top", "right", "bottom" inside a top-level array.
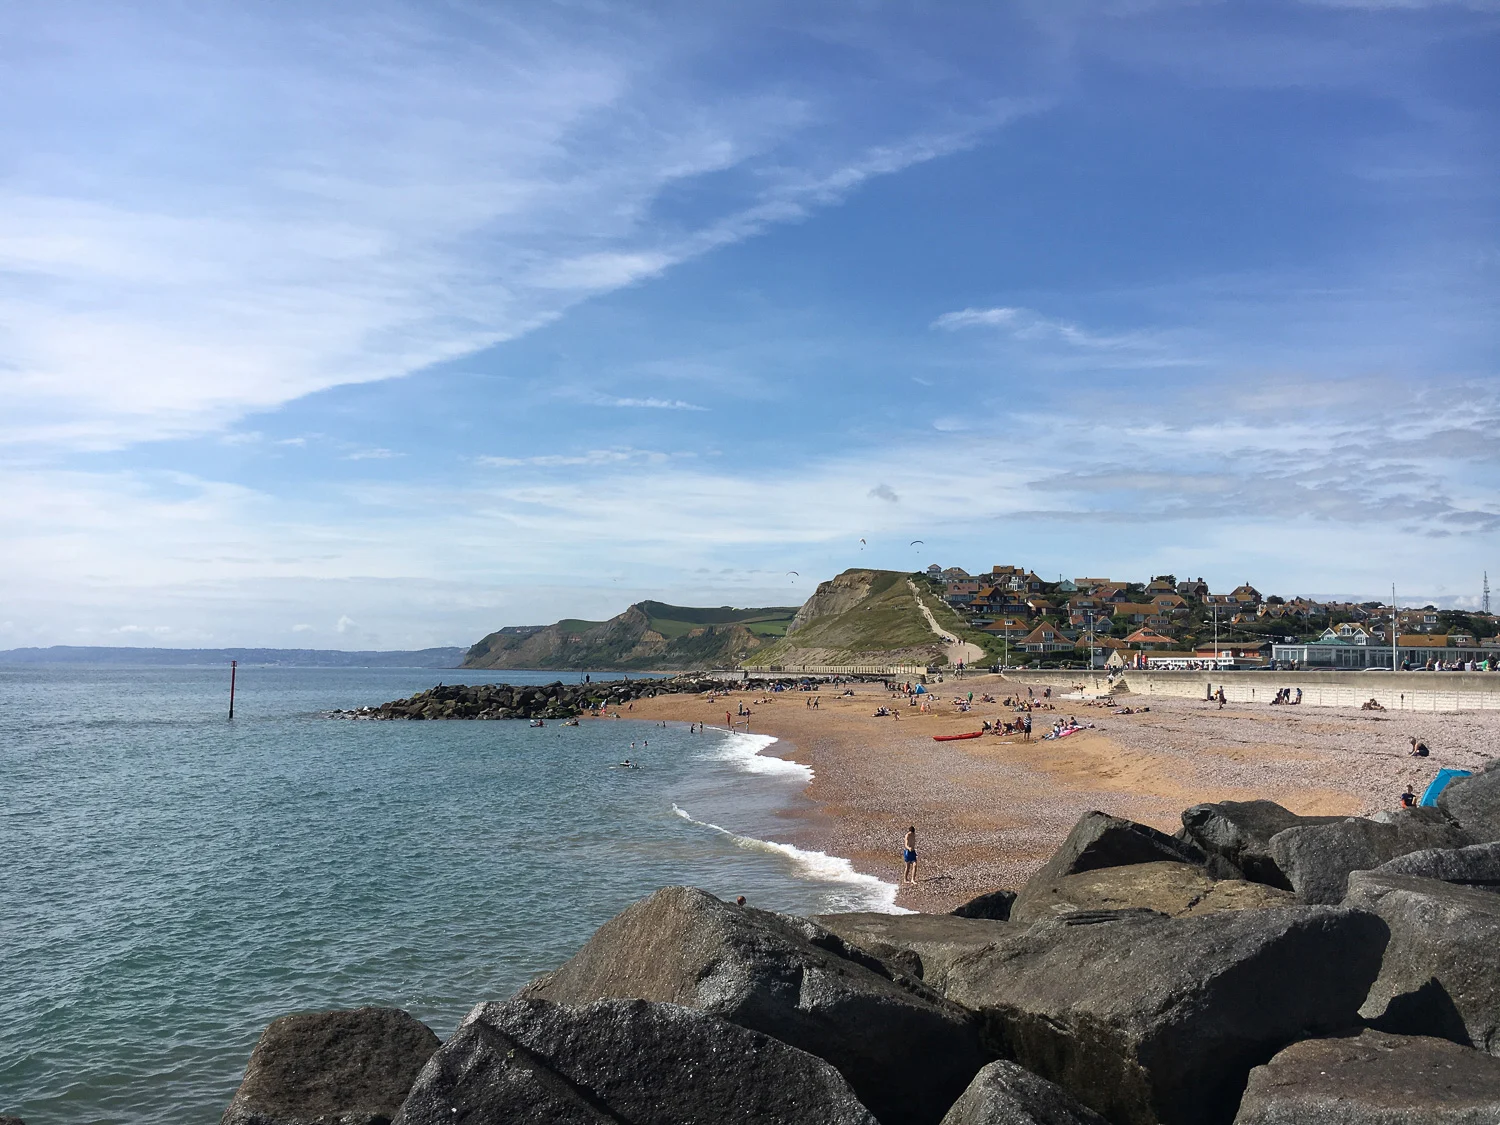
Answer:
[{"left": 1420, "top": 768, "right": 1472, "bottom": 808}]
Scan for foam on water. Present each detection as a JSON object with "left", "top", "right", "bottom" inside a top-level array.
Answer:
[
  {"left": 708, "top": 728, "right": 814, "bottom": 781},
  {"left": 672, "top": 804, "right": 908, "bottom": 913}
]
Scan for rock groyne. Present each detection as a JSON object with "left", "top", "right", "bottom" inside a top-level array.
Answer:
[{"left": 335, "top": 675, "right": 755, "bottom": 721}]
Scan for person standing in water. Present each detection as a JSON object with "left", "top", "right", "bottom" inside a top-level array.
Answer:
[{"left": 902, "top": 826, "right": 919, "bottom": 884}]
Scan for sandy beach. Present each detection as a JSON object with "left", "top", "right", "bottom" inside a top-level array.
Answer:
[{"left": 626, "top": 675, "right": 1500, "bottom": 912}]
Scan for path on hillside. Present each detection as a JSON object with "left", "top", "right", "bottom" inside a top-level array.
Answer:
[{"left": 908, "top": 579, "right": 987, "bottom": 668}]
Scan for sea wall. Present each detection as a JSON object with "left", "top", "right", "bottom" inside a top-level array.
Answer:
[{"left": 1000, "top": 668, "right": 1500, "bottom": 713}]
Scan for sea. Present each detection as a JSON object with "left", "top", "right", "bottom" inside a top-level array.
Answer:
[{"left": 0, "top": 664, "right": 899, "bottom": 1124}]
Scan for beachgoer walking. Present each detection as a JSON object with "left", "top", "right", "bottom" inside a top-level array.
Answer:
[{"left": 902, "top": 826, "right": 919, "bottom": 884}]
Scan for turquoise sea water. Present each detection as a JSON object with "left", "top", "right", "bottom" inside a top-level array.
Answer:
[{"left": 0, "top": 665, "right": 896, "bottom": 1123}]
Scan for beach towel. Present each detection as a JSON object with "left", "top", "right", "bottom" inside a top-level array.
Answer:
[{"left": 1420, "top": 768, "right": 1472, "bottom": 808}]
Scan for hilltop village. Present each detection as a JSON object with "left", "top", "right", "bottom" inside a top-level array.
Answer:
[{"left": 923, "top": 565, "right": 1500, "bottom": 670}]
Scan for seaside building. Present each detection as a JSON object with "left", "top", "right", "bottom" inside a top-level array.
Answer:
[{"left": 1271, "top": 633, "right": 1495, "bottom": 669}]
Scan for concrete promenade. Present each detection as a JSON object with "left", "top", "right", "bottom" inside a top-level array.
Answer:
[{"left": 1000, "top": 667, "right": 1500, "bottom": 713}]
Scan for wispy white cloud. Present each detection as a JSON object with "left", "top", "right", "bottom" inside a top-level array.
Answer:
[
  {"left": 477, "top": 448, "right": 682, "bottom": 468},
  {"left": 933, "top": 305, "right": 1166, "bottom": 351},
  {"left": 0, "top": 4, "right": 1029, "bottom": 451},
  {"left": 344, "top": 447, "right": 400, "bottom": 461},
  {"left": 574, "top": 394, "right": 710, "bottom": 411}
]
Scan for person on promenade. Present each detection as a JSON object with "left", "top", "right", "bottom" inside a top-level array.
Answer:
[
  {"left": 902, "top": 826, "right": 919, "bottom": 884},
  {"left": 1409, "top": 737, "right": 1430, "bottom": 758}
]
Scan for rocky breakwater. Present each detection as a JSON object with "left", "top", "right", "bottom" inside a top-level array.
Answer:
[
  {"left": 333, "top": 675, "right": 746, "bottom": 722},
  {"left": 217, "top": 757, "right": 1500, "bottom": 1125}
]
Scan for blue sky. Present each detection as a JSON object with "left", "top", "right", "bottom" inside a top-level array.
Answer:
[{"left": 2, "top": 0, "right": 1497, "bottom": 649}]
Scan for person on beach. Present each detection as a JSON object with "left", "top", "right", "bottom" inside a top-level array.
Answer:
[
  {"left": 902, "top": 826, "right": 919, "bottom": 884},
  {"left": 1409, "top": 737, "right": 1430, "bottom": 758},
  {"left": 1022, "top": 712, "right": 1032, "bottom": 741},
  {"left": 1400, "top": 785, "right": 1417, "bottom": 808}
]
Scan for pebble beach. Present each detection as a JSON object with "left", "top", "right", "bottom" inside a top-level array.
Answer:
[{"left": 628, "top": 675, "right": 1500, "bottom": 911}]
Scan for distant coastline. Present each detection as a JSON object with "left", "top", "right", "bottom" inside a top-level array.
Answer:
[{"left": 0, "top": 645, "right": 467, "bottom": 668}]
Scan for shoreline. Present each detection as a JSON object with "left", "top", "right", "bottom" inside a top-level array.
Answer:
[{"left": 627, "top": 674, "right": 1500, "bottom": 911}]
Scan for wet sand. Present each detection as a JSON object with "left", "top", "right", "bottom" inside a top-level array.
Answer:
[{"left": 625, "top": 675, "right": 1500, "bottom": 912}]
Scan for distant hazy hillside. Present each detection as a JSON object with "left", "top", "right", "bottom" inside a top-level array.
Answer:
[
  {"left": 462, "top": 600, "right": 799, "bottom": 670},
  {"left": 743, "top": 569, "right": 950, "bottom": 667},
  {"left": 0, "top": 646, "right": 466, "bottom": 668}
]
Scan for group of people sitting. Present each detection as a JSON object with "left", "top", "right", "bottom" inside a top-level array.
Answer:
[
  {"left": 1270, "top": 687, "right": 1303, "bottom": 705},
  {"left": 1042, "top": 716, "right": 1096, "bottom": 740},
  {"left": 872, "top": 706, "right": 902, "bottom": 719},
  {"left": 1361, "top": 698, "right": 1387, "bottom": 711},
  {"left": 981, "top": 716, "right": 1030, "bottom": 737}
]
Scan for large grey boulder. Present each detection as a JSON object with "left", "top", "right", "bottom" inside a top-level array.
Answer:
[
  {"left": 0, "top": 1116, "right": 25, "bottom": 1125},
  {"left": 1028, "top": 811, "right": 1203, "bottom": 886},
  {"left": 940, "top": 1060, "right": 1109, "bottom": 1125},
  {"left": 1268, "top": 809, "right": 1471, "bottom": 904},
  {"left": 1179, "top": 800, "right": 1345, "bottom": 888},
  {"left": 1438, "top": 759, "right": 1500, "bottom": 844},
  {"left": 952, "top": 889, "right": 1017, "bottom": 920},
  {"left": 1011, "top": 812, "right": 1205, "bottom": 921},
  {"left": 1345, "top": 870, "right": 1500, "bottom": 1054},
  {"left": 1233, "top": 1030, "right": 1500, "bottom": 1124},
  {"left": 222, "top": 1007, "right": 439, "bottom": 1125},
  {"left": 395, "top": 997, "right": 877, "bottom": 1125},
  {"left": 1374, "top": 840, "right": 1500, "bottom": 889},
  {"left": 1009, "top": 861, "right": 1295, "bottom": 925},
  {"left": 520, "top": 886, "right": 987, "bottom": 1125},
  {"left": 814, "top": 911, "right": 1010, "bottom": 991},
  {"left": 941, "top": 906, "right": 1388, "bottom": 1125}
]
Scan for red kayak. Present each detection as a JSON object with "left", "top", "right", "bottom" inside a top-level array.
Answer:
[{"left": 933, "top": 731, "right": 984, "bottom": 741}]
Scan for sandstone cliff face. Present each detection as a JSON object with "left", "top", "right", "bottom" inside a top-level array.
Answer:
[
  {"left": 463, "top": 604, "right": 781, "bottom": 671},
  {"left": 751, "top": 569, "right": 948, "bottom": 668},
  {"left": 789, "top": 570, "right": 883, "bottom": 634}
]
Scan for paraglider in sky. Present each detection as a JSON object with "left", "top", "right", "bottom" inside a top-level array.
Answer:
[
  {"left": 910, "top": 540, "right": 924, "bottom": 547},
  {"left": 786, "top": 571, "right": 799, "bottom": 583},
  {"left": 859, "top": 538, "right": 866, "bottom": 549}
]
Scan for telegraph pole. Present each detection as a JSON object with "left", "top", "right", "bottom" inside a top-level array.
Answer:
[{"left": 1391, "top": 584, "right": 1398, "bottom": 671}]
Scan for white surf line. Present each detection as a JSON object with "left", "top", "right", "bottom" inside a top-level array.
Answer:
[
  {"left": 672, "top": 804, "right": 909, "bottom": 913},
  {"left": 709, "top": 729, "right": 812, "bottom": 781}
]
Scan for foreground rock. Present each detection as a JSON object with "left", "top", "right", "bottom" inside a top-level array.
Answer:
[
  {"left": 1011, "top": 812, "right": 1205, "bottom": 920},
  {"left": 942, "top": 906, "right": 1388, "bottom": 1125},
  {"left": 1268, "top": 809, "right": 1471, "bottom": 904},
  {"left": 1438, "top": 758, "right": 1500, "bottom": 844},
  {"left": 951, "top": 889, "right": 1016, "bottom": 921},
  {"left": 1179, "top": 800, "right": 1344, "bottom": 888},
  {"left": 222, "top": 1007, "right": 439, "bottom": 1125},
  {"left": 521, "top": 886, "right": 986, "bottom": 1125},
  {"left": 814, "top": 912, "right": 1010, "bottom": 990},
  {"left": 1233, "top": 1030, "right": 1500, "bottom": 1123},
  {"left": 1345, "top": 870, "right": 1500, "bottom": 1053},
  {"left": 395, "top": 997, "right": 877, "bottom": 1125},
  {"left": 1375, "top": 840, "right": 1500, "bottom": 889},
  {"left": 940, "top": 1060, "right": 1108, "bottom": 1125},
  {"left": 1026, "top": 812, "right": 1203, "bottom": 884},
  {"left": 1009, "top": 861, "right": 1294, "bottom": 925}
]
